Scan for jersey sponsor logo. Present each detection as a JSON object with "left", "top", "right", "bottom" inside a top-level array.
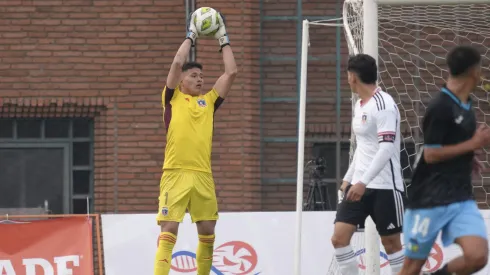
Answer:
[
  {"left": 455, "top": 114, "right": 463, "bottom": 124},
  {"left": 197, "top": 99, "right": 207, "bottom": 107},
  {"left": 171, "top": 241, "right": 261, "bottom": 274}
]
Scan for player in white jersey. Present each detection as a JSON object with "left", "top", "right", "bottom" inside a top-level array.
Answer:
[{"left": 331, "top": 54, "right": 405, "bottom": 275}]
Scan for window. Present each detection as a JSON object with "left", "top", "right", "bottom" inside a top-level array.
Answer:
[{"left": 0, "top": 118, "right": 94, "bottom": 214}]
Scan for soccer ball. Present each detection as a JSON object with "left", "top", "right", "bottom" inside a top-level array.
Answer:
[{"left": 193, "top": 7, "right": 220, "bottom": 36}]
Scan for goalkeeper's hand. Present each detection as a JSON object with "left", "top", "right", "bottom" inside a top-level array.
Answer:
[
  {"left": 186, "top": 11, "right": 198, "bottom": 46},
  {"left": 214, "top": 12, "right": 230, "bottom": 50}
]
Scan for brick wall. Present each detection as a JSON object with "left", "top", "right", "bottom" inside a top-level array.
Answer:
[
  {"left": 0, "top": 0, "right": 268, "bottom": 213},
  {"left": 3, "top": 1, "right": 488, "bottom": 215},
  {"left": 0, "top": 0, "right": 185, "bottom": 213},
  {"left": 0, "top": 0, "right": 346, "bottom": 214}
]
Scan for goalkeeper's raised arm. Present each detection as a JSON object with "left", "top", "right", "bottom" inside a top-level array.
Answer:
[
  {"left": 212, "top": 12, "right": 237, "bottom": 99},
  {"left": 164, "top": 13, "right": 199, "bottom": 90}
]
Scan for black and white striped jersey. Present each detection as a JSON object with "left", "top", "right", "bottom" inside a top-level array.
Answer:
[{"left": 349, "top": 87, "right": 404, "bottom": 191}]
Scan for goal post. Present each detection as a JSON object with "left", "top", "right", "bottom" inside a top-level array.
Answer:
[
  {"left": 359, "top": 0, "right": 381, "bottom": 274},
  {"left": 296, "top": 0, "right": 490, "bottom": 274},
  {"left": 293, "top": 19, "right": 310, "bottom": 275}
]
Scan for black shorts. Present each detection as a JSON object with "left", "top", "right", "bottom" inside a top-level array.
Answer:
[{"left": 335, "top": 185, "right": 406, "bottom": 236}]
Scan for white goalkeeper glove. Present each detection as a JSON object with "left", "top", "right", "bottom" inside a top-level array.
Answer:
[
  {"left": 186, "top": 12, "right": 198, "bottom": 46},
  {"left": 214, "top": 12, "right": 230, "bottom": 51}
]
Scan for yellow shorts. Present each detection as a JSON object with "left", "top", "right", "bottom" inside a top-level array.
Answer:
[{"left": 156, "top": 169, "right": 219, "bottom": 224}]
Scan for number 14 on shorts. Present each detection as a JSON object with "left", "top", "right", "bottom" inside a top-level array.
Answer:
[
  {"left": 411, "top": 214, "right": 430, "bottom": 237},
  {"left": 404, "top": 213, "right": 432, "bottom": 254}
]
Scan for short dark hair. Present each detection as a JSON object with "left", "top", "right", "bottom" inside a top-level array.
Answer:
[
  {"left": 347, "top": 54, "right": 378, "bottom": 84},
  {"left": 446, "top": 46, "right": 481, "bottom": 77},
  {"left": 182, "top": 61, "right": 203, "bottom": 72}
]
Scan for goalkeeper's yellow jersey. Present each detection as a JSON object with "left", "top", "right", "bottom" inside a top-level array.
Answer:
[{"left": 162, "top": 85, "right": 224, "bottom": 173}]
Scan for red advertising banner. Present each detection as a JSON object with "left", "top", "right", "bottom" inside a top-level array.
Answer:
[{"left": 0, "top": 217, "right": 94, "bottom": 275}]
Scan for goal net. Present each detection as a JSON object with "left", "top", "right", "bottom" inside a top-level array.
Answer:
[
  {"left": 344, "top": 0, "right": 490, "bottom": 202},
  {"left": 296, "top": 0, "right": 490, "bottom": 274}
]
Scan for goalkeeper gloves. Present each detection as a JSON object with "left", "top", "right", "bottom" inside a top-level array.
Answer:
[
  {"left": 214, "top": 12, "right": 230, "bottom": 51},
  {"left": 186, "top": 11, "right": 198, "bottom": 46}
]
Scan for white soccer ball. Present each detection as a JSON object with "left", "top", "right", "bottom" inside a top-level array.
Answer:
[{"left": 193, "top": 7, "right": 220, "bottom": 36}]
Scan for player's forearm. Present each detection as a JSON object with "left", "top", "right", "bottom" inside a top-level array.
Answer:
[
  {"left": 172, "top": 39, "right": 192, "bottom": 67},
  {"left": 360, "top": 142, "right": 396, "bottom": 185},
  {"left": 343, "top": 151, "right": 357, "bottom": 183},
  {"left": 221, "top": 46, "right": 237, "bottom": 76},
  {"left": 166, "top": 39, "right": 192, "bottom": 89},
  {"left": 424, "top": 140, "right": 477, "bottom": 164}
]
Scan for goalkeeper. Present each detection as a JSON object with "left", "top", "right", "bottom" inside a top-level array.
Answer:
[{"left": 153, "top": 10, "right": 237, "bottom": 275}]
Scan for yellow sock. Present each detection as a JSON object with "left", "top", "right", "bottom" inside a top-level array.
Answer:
[
  {"left": 154, "top": 232, "right": 176, "bottom": 275},
  {"left": 196, "top": 234, "right": 215, "bottom": 275}
]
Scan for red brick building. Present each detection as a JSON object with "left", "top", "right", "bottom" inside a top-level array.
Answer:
[
  {"left": 2, "top": 1, "right": 487, "bottom": 215},
  {"left": 0, "top": 0, "right": 355, "bottom": 214}
]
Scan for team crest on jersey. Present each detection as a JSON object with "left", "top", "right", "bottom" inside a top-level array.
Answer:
[
  {"left": 197, "top": 99, "right": 207, "bottom": 107},
  {"left": 362, "top": 113, "right": 368, "bottom": 124},
  {"left": 161, "top": 207, "right": 169, "bottom": 216}
]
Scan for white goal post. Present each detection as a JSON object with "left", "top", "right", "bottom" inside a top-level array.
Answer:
[{"left": 295, "top": 0, "right": 490, "bottom": 274}]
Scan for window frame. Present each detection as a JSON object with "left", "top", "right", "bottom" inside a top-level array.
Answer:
[
  {"left": 0, "top": 142, "right": 70, "bottom": 213},
  {"left": 0, "top": 118, "right": 94, "bottom": 214}
]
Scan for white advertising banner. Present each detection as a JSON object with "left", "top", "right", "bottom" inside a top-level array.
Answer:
[{"left": 101, "top": 211, "right": 490, "bottom": 275}]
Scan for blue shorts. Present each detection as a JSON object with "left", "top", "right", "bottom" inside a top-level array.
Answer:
[{"left": 403, "top": 200, "right": 487, "bottom": 260}]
